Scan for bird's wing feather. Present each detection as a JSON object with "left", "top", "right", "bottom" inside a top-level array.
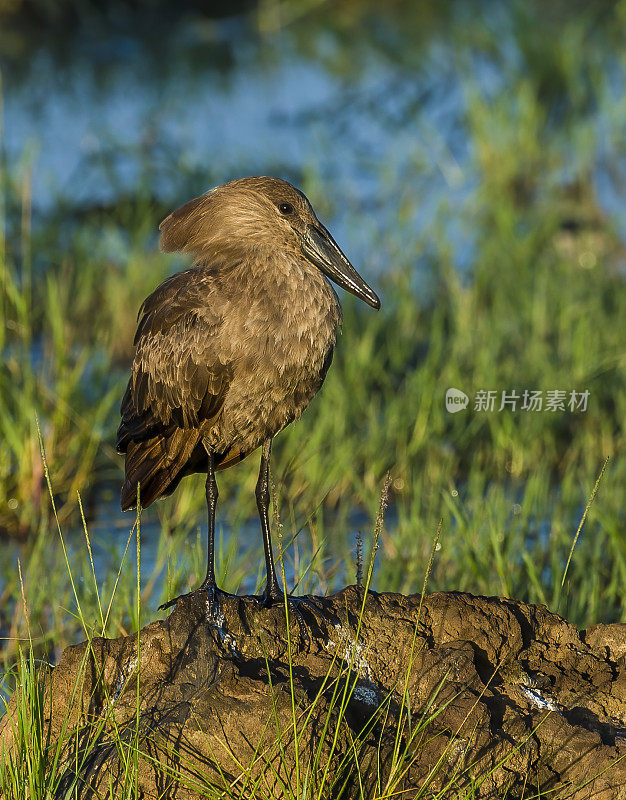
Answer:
[{"left": 116, "top": 268, "right": 231, "bottom": 452}]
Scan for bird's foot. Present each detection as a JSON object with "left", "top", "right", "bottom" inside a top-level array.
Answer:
[
  {"left": 256, "top": 585, "right": 322, "bottom": 647},
  {"left": 159, "top": 580, "right": 226, "bottom": 623}
]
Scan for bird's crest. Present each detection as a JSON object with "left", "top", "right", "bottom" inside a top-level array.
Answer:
[{"left": 159, "top": 194, "right": 210, "bottom": 254}]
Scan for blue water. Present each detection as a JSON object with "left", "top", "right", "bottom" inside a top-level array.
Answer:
[{"left": 2, "top": 10, "right": 485, "bottom": 276}]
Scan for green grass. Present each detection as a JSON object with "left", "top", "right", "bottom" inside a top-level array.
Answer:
[
  {"left": 0, "top": 482, "right": 619, "bottom": 799},
  {"left": 0, "top": 3, "right": 625, "bottom": 793}
]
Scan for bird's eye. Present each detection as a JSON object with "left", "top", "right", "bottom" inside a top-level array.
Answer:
[{"left": 278, "top": 202, "right": 294, "bottom": 215}]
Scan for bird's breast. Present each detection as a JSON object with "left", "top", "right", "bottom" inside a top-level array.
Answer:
[{"left": 213, "top": 265, "right": 342, "bottom": 453}]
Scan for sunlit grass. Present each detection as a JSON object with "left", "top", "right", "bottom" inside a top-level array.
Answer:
[
  {"left": 0, "top": 478, "right": 619, "bottom": 799},
  {"left": 0, "top": 2, "right": 624, "bottom": 796}
]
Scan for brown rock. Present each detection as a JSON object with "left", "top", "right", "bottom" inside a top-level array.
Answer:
[{"left": 2, "top": 588, "right": 626, "bottom": 798}]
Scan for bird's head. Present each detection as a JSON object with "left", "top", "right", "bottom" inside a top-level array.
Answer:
[{"left": 159, "top": 176, "right": 381, "bottom": 310}]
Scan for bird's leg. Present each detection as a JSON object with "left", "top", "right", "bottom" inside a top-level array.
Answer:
[
  {"left": 255, "top": 440, "right": 318, "bottom": 648},
  {"left": 197, "top": 444, "right": 219, "bottom": 605},
  {"left": 159, "top": 441, "right": 222, "bottom": 617},
  {"left": 256, "top": 438, "right": 282, "bottom": 605}
]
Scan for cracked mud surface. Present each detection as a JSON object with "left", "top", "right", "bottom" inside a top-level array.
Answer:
[{"left": 2, "top": 588, "right": 626, "bottom": 798}]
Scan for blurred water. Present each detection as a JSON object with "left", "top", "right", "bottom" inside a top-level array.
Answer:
[
  {"left": 2, "top": 7, "right": 485, "bottom": 275},
  {"left": 5, "top": 6, "right": 626, "bottom": 281}
]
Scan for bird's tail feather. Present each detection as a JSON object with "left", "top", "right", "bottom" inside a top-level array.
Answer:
[{"left": 120, "top": 428, "right": 203, "bottom": 511}]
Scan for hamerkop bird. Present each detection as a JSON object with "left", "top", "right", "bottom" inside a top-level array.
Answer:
[{"left": 117, "top": 176, "right": 380, "bottom": 611}]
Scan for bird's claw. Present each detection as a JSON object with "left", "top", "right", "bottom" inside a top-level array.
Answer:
[
  {"left": 159, "top": 581, "right": 223, "bottom": 622},
  {"left": 256, "top": 591, "right": 321, "bottom": 648}
]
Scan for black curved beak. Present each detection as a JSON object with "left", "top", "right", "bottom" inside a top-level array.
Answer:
[{"left": 301, "top": 223, "right": 381, "bottom": 309}]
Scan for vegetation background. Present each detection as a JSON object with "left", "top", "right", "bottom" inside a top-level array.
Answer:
[{"left": 0, "top": 0, "right": 624, "bottom": 679}]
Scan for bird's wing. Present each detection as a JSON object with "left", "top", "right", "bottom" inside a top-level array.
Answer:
[{"left": 116, "top": 267, "right": 231, "bottom": 452}]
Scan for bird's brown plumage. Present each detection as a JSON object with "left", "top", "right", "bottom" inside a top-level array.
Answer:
[{"left": 117, "top": 177, "right": 360, "bottom": 510}]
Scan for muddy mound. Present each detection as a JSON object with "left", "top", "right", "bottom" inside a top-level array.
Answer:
[{"left": 2, "top": 588, "right": 626, "bottom": 798}]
